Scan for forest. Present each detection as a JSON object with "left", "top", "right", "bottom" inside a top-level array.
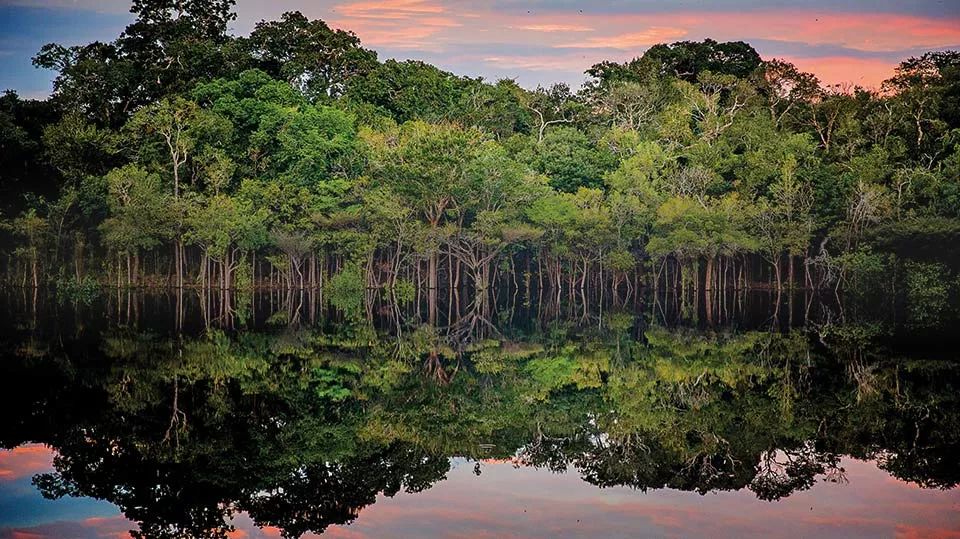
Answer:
[{"left": 2, "top": 0, "right": 960, "bottom": 302}]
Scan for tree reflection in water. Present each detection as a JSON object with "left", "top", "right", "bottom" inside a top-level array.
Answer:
[{"left": 0, "top": 288, "right": 958, "bottom": 538}]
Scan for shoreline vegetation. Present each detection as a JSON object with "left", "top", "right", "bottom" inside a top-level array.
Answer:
[{"left": 1, "top": 1, "right": 959, "bottom": 305}]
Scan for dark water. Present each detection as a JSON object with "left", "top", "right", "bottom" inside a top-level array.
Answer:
[{"left": 1, "top": 288, "right": 959, "bottom": 538}]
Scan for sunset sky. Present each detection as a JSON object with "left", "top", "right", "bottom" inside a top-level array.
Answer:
[{"left": 1, "top": 0, "right": 959, "bottom": 98}]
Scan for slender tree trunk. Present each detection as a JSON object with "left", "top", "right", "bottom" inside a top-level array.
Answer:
[
  {"left": 428, "top": 251, "right": 438, "bottom": 290},
  {"left": 704, "top": 256, "right": 714, "bottom": 291},
  {"left": 773, "top": 258, "right": 782, "bottom": 290},
  {"left": 788, "top": 254, "right": 795, "bottom": 289}
]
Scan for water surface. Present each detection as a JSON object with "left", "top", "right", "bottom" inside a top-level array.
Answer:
[{"left": 0, "top": 289, "right": 958, "bottom": 538}]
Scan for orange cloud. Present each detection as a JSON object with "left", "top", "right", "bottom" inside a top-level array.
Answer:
[
  {"left": 322, "top": 527, "right": 368, "bottom": 539},
  {"left": 84, "top": 517, "right": 134, "bottom": 539},
  {"left": 291, "top": 4, "right": 960, "bottom": 88}
]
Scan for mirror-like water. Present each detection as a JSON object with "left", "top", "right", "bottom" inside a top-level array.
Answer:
[{"left": 1, "top": 289, "right": 958, "bottom": 538}]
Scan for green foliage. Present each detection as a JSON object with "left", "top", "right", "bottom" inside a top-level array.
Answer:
[
  {"left": 100, "top": 165, "right": 171, "bottom": 253},
  {"left": 836, "top": 247, "right": 895, "bottom": 305},
  {"left": 326, "top": 266, "right": 365, "bottom": 315},
  {"left": 245, "top": 11, "right": 378, "bottom": 101},
  {"left": 55, "top": 275, "right": 100, "bottom": 304},
  {"left": 904, "top": 260, "right": 952, "bottom": 328},
  {"left": 3, "top": 0, "right": 960, "bottom": 299},
  {"left": 345, "top": 60, "right": 467, "bottom": 123},
  {"left": 311, "top": 365, "right": 358, "bottom": 402},
  {"left": 525, "top": 126, "right": 614, "bottom": 192}
]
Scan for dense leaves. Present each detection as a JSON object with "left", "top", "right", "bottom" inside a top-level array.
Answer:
[{"left": 3, "top": 1, "right": 960, "bottom": 299}]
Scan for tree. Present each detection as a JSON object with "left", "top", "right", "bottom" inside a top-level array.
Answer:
[
  {"left": 100, "top": 165, "right": 171, "bottom": 286},
  {"left": 245, "top": 12, "right": 378, "bottom": 101},
  {"left": 186, "top": 193, "right": 266, "bottom": 289},
  {"left": 344, "top": 60, "right": 467, "bottom": 123},
  {"left": 753, "top": 166, "right": 815, "bottom": 288},
  {"left": 593, "top": 80, "right": 673, "bottom": 133},
  {"left": 753, "top": 59, "right": 820, "bottom": 129},
  {"left": 883, "top": 51, "right": 960, "bottom": 162},
  {"left": 35, "top": 0, "right": 241, "bottom": 125},
  {"left": 584, "top": 57, "right": 658, "bottom": 94},
  {"left": 447, "top": 142, "right": 547, "bottom": 294},
  {"left": 272, "top": 104, "right": 359, "bottom": 184},
  {"left": 363, "top": 121, "right": 479, "bottom": 291},
  {"left": 648, "top": 195, "right": 754, "bottom": 292},
  {"left": 0, "top": 92, "right": 62, "bottom": 217},
  {"left": 457, "top": 78, "right": 532, "bottom": 139},
  {"left": 639, "top": 39, "right": 763, "bottom": 82},
  {"left": 125, "top": 96, "right": 231, "bottom": 197},
  {"left": 524, "top": 126, "right": 614, "bottom": 192},
  {"left": 805, "top": 85, "right": 859, "bottom": 154},
  {"left": 521, "top": 83, "right": 583, "bottom": 143},
  {"left": 7, "top": 208, "right": 50, "bottom": 287}
]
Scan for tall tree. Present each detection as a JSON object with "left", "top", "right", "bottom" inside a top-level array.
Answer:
[{"left": 245, "top": 12, "right": 378, "bottom": 101}]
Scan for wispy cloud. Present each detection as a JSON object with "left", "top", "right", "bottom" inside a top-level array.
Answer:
[
  {"left": 330, "top": 0, "right": 461, "bottom": 49},
  {"left": 558, "top": 27, "right": 688, "bottom": 49},
  {"left": 692, "top": 11, "right": 960, "bottom": 53},
  {"left": 510, "top": 23, "right": 594, "bottom": 32}
]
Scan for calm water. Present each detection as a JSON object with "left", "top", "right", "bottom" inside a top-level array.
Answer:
[{"left": 1, "top": 288, "right": 959, "bottom": 538}]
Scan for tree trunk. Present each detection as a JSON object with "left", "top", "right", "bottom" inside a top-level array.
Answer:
[
  {"left": 704, "top": 256, "right": 714, "bottom": 291},
  {"left": 788, "top": 255, "right": 795, "bottom": 289},
  {"left": 773, "top": 258, "right": 782, "bottom": 290},
  {"left": 428, "top": 251, "right": 438, "bottom": 290}
]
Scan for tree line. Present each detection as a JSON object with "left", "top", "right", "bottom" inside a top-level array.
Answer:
[{"left": 2, "top": 0, "right": 959, "bottom": 301}]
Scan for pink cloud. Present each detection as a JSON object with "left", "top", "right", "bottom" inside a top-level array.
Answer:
[
  {"left": 0, "top": 444, "right": 54, "bottom": 482},
  {"left": 482, "top": 54, "right": 596, "bottom": 73},
  {"left": 536, "top": 10, "right": 960, "bottom": 54},
  {"left": 782, "top": 55, "right": 900, "bottom": 88},
  {"left": 4, "top": 515, "right": 134, "bottom": 539},
  {"left": 895, "top": 525, "right": 960, "bottom": 539},
  {"left": 559, "top": 27, "right": 689, "bottom": 49},
  {"left": 330, "top": 0, "right": 461, "bottom": 49},
  {"left": 751, "top": 12, "right": 960, "bottom": 53},
  {"left": 481, "top": 9, "right": 958, "bottom": 85},
  {"left": 335, "top": 0, "right": 445, "bottom": 18},
  {"left": 510, "top": 24, "right": 594, "bottom": 33}
]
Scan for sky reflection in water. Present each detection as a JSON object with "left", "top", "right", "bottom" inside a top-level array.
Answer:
[{"left": 2, "top": 445, "right": 959, "bottom": 538}]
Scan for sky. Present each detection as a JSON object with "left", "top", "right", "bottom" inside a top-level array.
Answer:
[{"left": 1, "top": 0, "right": 960, "bottom": 98}]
